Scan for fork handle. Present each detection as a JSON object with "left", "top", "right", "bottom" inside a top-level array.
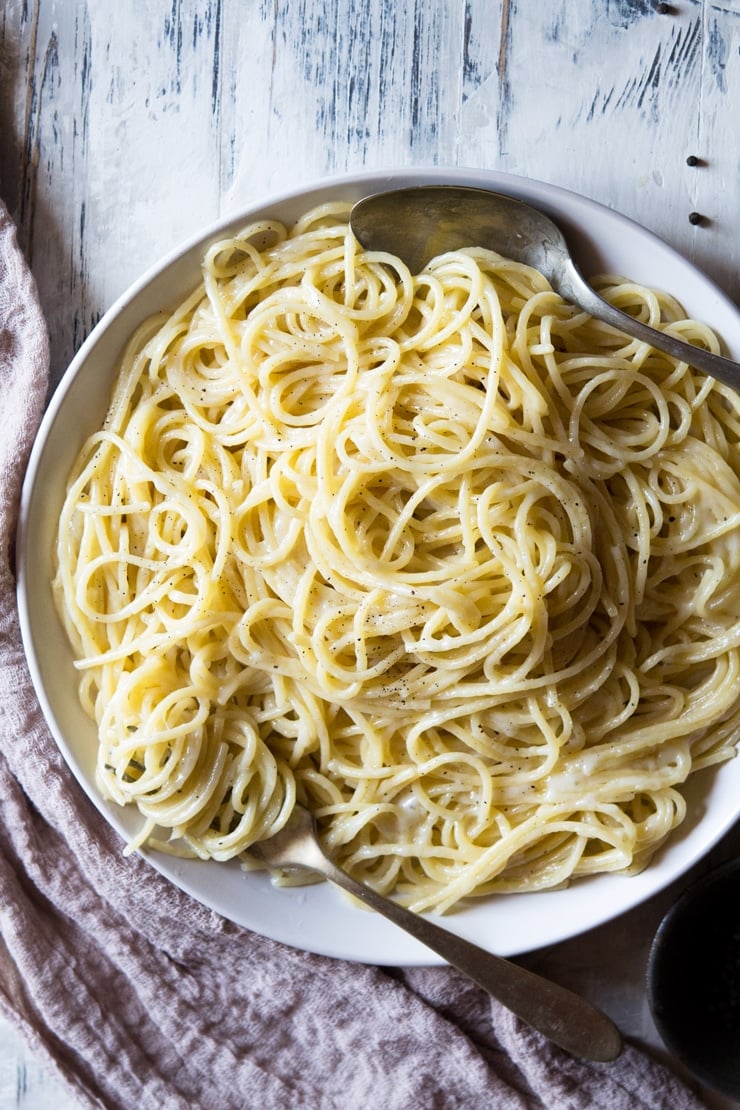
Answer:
[{"left": 315, "top": 852, "right": 622, "bottom": 1062}]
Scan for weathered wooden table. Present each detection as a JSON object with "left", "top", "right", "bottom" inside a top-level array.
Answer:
[{"left": 1, "top": 1, "right": 738, "bottom": 1106}]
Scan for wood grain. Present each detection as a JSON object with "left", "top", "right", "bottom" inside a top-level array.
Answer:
[
  {"left": 1, "top": 0, "right": 737, "bottom": 389},
  {"left": 0, "top": 1019, "right": 79, "bottom": 1109},
  {"left": 0, "top": 0, "right": 738, "bottom": 1105}
]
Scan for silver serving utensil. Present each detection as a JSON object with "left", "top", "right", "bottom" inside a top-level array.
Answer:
[
  {"left": 350, "top": 185, "right": 740, "bottom": 391},
  {"left": 249, "top": 803, "right": 622, "bottom": 1062}
]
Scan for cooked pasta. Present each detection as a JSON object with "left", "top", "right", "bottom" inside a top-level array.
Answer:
[{"left": 54, "top": 201, "right": 740, "bottom": 913}]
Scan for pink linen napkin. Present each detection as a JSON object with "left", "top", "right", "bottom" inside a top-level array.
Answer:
[{"left": 0, "top": 195, "right": 708, "bottom": 1110}]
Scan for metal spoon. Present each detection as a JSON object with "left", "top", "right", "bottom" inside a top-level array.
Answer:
[
  {"left": 249, "top": 803, "right": 622, "bottom": 1062},
  {"left": 350, "top": 185, "right": 740, "bottom": 391}
]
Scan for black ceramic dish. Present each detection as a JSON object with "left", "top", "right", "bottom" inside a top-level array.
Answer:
[{"left": 648, "top": 856, "right": 740, "bottom": 1099}]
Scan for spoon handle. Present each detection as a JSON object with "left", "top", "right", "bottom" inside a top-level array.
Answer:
[
  {"left": 313, "top": 850, "right": 622, "bottom": 1062},
  {"left": 557, "top": 260, "right": 740, "bottom": 390}
]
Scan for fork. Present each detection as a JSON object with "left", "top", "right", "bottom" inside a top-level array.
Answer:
[{"left": 249, "top": 804, "right": 622, "bottom": 1061}]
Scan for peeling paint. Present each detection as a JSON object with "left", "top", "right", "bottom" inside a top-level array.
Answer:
[
  {"left": 496, "top": 0, "right": 514, "bottom": 154},
  {"left": 707, "top": 15, "right": 729, "bottom": 92},
  {"left": 605, "top": 0, "right": 658, "bottom": 30}
]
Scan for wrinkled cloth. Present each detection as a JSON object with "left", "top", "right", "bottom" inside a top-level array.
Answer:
[{"left": 0, "top": 196, "right": 707, "bottom": 1110}]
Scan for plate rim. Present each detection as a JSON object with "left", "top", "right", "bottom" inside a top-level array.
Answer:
[{"left": 16, "top": 165, "right": 740, "bottom": 965}]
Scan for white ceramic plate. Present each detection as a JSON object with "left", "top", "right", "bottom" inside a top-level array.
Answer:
[{"left": 17, "top": 167, "right": 740, "bottom": 965}]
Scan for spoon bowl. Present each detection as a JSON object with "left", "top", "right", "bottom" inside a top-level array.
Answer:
[
  {"left": 249, "top": 803, "right": 622, "bottom": 1063},
  {"left": 350, "top": 186, "right": 740, "bottom": 391}
]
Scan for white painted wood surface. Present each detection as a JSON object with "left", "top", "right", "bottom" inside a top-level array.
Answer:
[{"left": 0, "top": 0, "right": 738, "bottom": 1106}]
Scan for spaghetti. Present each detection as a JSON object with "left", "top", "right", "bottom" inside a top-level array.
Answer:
[{"left": 54, "top": 202, "right": 740, "bottom": 912}]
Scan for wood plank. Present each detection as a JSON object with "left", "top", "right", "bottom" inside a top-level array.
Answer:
[
  {"left": 1, "top": 0, "right": 225, "bottom": 382},
  {"left": 690, "top": 0, "right": 740, "bottom": 300},
  {"left": 459, "top": 1, "right": 734, "bottom": 287},
  {"left": 0, "top": 1015, "right": 80, "bottom": 1109}
]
